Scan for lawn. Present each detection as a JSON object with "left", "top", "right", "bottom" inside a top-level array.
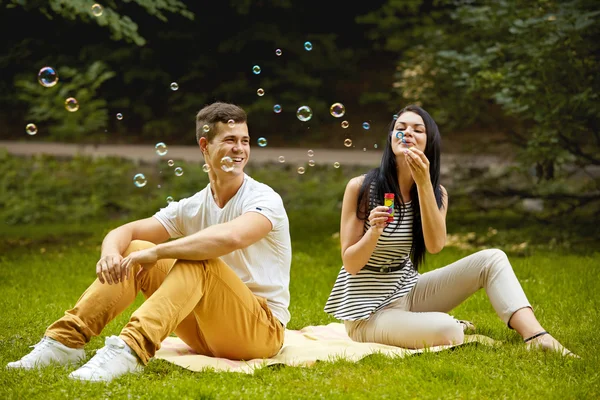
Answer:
[{"left": 0, "top": 155, "right": 598, "bottom": 399}]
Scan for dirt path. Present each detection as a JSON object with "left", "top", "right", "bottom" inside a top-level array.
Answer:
[{"left": 0, "top": 141, "right": 509, "bottom": 174}]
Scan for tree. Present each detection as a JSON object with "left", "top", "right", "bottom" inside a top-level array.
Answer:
[
  {"left": 3, "top": 0, "right": 194, "bottom": 45},
  {"left": 2, "top": 1, "right": 393, "bottom": 147},
  {"left": 15, "top": 61, "right": 115, "bottom": 140},
  {"left": 359, "top": 0, "right": 600, "bottom": 219}
]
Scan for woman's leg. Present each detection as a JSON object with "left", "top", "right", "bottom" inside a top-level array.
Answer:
[
  {"left": 409, "top": 248, "right": 576, "bottom": 356},
  {"left": 409, "top": 249, "right": 531, "bottom": 326},
  {"left": 345, "top": 296, "right": 464, "bottom": 349}
]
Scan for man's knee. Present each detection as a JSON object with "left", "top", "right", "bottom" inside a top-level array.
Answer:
[{"left": 123, "top": 240, "right": 156, "bottom": 256}]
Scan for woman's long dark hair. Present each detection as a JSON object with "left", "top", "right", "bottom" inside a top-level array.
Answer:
[{"left": 356, "top": 105, "right": 443, "bottom": 271}]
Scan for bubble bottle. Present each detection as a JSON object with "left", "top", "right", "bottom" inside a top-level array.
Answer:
[{"left": 384, "top": 193, "right": 395, "bottom": 223}]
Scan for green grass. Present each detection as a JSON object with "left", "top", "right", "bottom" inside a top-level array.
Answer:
[
  {"left": 0, "top": 155, "right": 599, "bottom": 398},
  {"left": 1, "top": 222, "right": 598, "bottom": 399}
]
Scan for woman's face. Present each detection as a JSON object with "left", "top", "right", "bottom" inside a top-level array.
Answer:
[{"left": 391, "top": 111, "right": 427, "bottom": 156}]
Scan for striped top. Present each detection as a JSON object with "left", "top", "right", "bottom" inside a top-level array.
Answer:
[{"left": 324, "top": 198, "right": 419, "bottom": 321}]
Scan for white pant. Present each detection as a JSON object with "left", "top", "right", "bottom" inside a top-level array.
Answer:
[{"left": 344, "top": 249, "right": 531, "bottom": 348}]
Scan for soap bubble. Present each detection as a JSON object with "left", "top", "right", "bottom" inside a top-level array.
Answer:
[
  {"left": 278, "top": 156, "right": 285, "bottom": 163},
  {"left": 307, "top": 149, "right": 314, "bottom": 157},
  {"left": 64, "top": 97, "right": 79, "bottom": 112},
  {"left": 167, "top": 159, "right": 174, "bottom": 167},
  {"left": 252, "top": 65, "right": 261, "bottom": 74},
  {"left": 91, "top": 3, "right": 103, "bottom": 16},
  {"left": 170, "top": 82, "right": 179, "bottom": 91},
  {"left": 308, "top": 159, "right": 315, "bottom": 167},
  {"left": 344, "top": 139, "right": 353, "bottom": 147},
  {"left": 334, "top": 162, "right": 340, "bottom": 168},
  {"left": 155, "top": 142, "right": 168, "bottom": 156},
  {"left": 257, "top": 137, "right": 267, "bottom": 147},
  {"left": 329, "top": 103, "right": 345, "bottom": 118},
  {"left": 228, "top": 119, "right": 235, "bottom": 128},
  {"left": 202, "top": 163, "right": 211, "bottom": 173},
  {"left": 257, "top": 88, "right": 265, "bottom": 96},
  {"left": 273, "top": 104, "right": 282, "bottom": 113},
  {"left": 174, "top": 167, "right": 184, "bottom": 176},
  {"left": 296, "top": 106, "right": 313, "bottom": 122},
  {"left": 166, "top": 196, "right": 174, "bottom": 204},
  {"left": 275, "top": 49, "right": 282, "bottom": 56},
  {"left": 203, "top": 124, "right": 210, "bottom": 133},
  {"left": 297, "top": 167, "right": 305, "bottom": 174},
  {"left": 395, "top": 131, "right": 406, "bottom": 143},
  {"left": 116, "top": 113, "right": 123, "bottom": 120},
  {"left": 133, "top": 173, "right": 147, "bottom": 188},
  {"left": 362, "top": 122, "right": 370, "bottom": 130},
  {"left": 341, "top": 121, "right": 349, "bottom": 129},
  {"left": 26, "top": 123, "right": 37, "bottom": 136},
  {"left": 304, "top": 41, "right": 313, "bottom": 51},
  {"left": 221, "top": 156, "right": 234, "bottom": 172},
  {"left": 38, "top": 67, "right": 58, "bottom": 87}
]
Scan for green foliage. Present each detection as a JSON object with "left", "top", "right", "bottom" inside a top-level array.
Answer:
[
  {"left": 440, "top": 0, "right": 600, "bottom": 173},
  {"left": 0, "top": 1, "right": 389, "bottom": 146},
  {"left": 0, "top": 152, "right": 361, "bottom": 235},
  {"left": 3, "top": 0, "right": 194, "bottom": 46},
  {"left": 362, "top": 0, "right": 600, "bottom": 175},
  {"left": 14, "top": 61, "right": 115, "bottom": 141}
]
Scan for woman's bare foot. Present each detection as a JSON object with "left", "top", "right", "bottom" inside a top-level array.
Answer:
[{"left": 525, "top": 332, "right": 579, "bottom": 358}]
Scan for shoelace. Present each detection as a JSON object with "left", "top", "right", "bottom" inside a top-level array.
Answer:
[
  {"left": 22, "top": 338, "right": 52, "bottom": 362},
  {"left": 79, "top": 342, "right": 122, "bottom": 371}
]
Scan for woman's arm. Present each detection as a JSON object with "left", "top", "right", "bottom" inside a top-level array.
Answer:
[
  {"left": 340, "top": 176, "right": 391, "bottom": 275},
  {"left": 404, "top": 147, "right": 448, "bottom": 254},
  {"left": 417, "top": 183, "right": 448, "bottom": 254}
]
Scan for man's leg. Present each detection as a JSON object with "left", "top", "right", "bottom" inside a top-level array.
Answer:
[
  {"left": 45, "top": 240, "right": 175, "bottom": 348},
  {"left": 8, "top": 240, "right": 174, "bottom": 370},
  {"left": 120, "top": 257, "right": 284, "bottom": 364}
]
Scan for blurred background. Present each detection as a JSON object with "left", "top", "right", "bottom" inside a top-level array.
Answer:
[{"left": 0, "top": 0, "right": 599, "bottom": 247}]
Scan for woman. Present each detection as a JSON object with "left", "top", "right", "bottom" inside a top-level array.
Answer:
[{"left": 324, "top": 105, "right": 576, "bottom": 356}]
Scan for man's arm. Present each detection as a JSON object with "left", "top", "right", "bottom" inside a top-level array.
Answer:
[
  {"left": 154, "top": 211, "right": 273, "bottom": 261},
  {"left": 101, "top": 217, "right": 171, "bottom": 258},
  {"left": 97, "top": 217, "right": 170, "bottom": 284}
]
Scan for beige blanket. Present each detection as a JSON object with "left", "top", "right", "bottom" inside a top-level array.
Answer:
[{"left": 154, "top": 323, "right": 499, "bottom": 374}]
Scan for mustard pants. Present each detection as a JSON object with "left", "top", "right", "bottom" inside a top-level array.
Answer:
[{"left": 45, "top": 240, "right": 284, "bottom": 364}]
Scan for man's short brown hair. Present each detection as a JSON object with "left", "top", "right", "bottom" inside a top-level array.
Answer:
[{"left": 195, "top": 102, "right": 247, "bottom": 143}]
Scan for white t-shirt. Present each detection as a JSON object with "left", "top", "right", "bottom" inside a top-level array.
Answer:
[{"left": 153, "top": 174, "right": 292, "bottom": 326}]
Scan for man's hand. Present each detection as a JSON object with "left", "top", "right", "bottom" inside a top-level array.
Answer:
[
  {"left": 96, "top": 254, "right": 124, "bottom": 285},
  {"left": 120, "top": 247, "right": 159, "bottom": 282}
]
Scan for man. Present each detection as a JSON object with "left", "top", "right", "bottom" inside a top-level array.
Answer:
[{"left": 7, "top": 102, "right": 292, "bottom": 382}]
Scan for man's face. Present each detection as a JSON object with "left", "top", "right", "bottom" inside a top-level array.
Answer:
[{"left": 200, "top": 121, "right": 250, "bottom": 177}]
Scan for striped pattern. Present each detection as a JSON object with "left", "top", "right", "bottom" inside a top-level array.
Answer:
[{"left": 324, "top": 199, "right": 419, "bottom": 320}]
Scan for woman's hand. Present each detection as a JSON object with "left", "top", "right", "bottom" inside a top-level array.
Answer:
[
  {"left": 368, "top": 205, "right": 391, "bottom": 236},
  {"left": 404, "top": 147, "right": 431, "bottom": 187}
]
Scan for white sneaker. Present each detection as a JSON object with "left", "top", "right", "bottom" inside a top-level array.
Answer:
[
  {"left": 68, "top": 336, "right": 143, "bottom": 382},
  {"left": 6, "top": 336, "right": 85, "bottom": 370}
]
